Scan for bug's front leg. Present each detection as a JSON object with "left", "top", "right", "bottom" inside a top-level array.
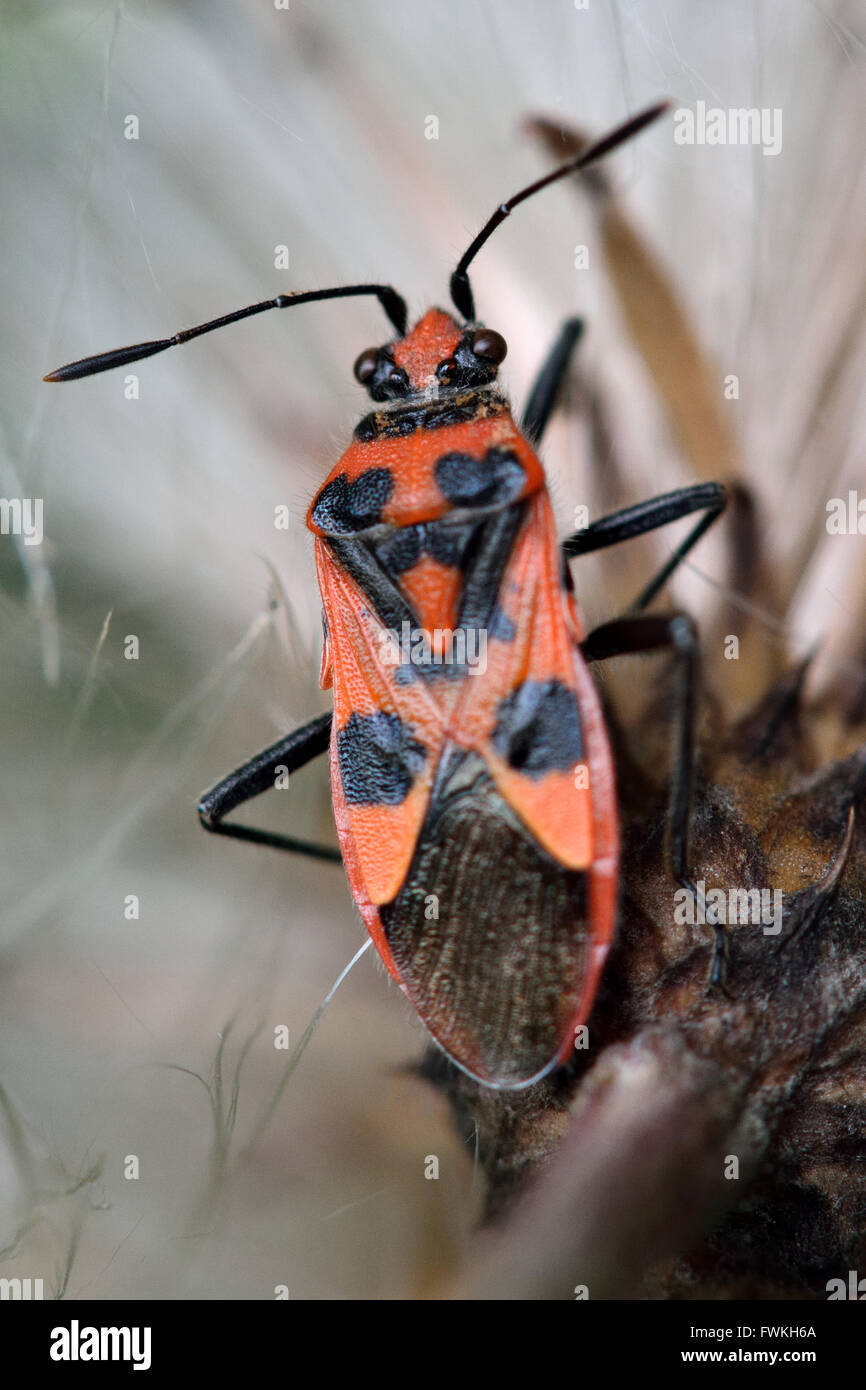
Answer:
[
  {"left": 198, "top": 712, "right": 341, "bottom": 863},
  {"left": 564, "top": 481, "right": 728, "bottom": 612},
  {"left": 521, "top": 317, "right": 584, "bottom": 446}
]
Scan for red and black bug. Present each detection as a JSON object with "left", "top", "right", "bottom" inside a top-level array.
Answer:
[{"left": 45, "top": 101, "right": 727, "bottom": 1089}]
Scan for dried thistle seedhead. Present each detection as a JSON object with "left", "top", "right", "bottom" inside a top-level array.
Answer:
[{"left": 423, "top": 664, "right": 866, "bottom": 1299}]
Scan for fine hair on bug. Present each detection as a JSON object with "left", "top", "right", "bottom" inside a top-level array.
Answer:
[{"left": 45, "top": 99, "right": 730, "bottom": 1091}]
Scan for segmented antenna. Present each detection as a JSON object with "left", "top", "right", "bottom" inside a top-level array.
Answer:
[
  {"left": 44, "top": 284, "right": 408, "bottom": 382},
  {"left": 450, "top": 100, "right": 670, "bottom": 321}
]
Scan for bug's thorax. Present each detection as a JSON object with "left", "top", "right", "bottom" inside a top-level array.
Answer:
[{"left": 307, "top": 309, "right": 547, "bottom": 541}]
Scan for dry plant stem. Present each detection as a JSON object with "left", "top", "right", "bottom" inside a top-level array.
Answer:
[{"left": 452, "top": 1031, "right": 747, "bottom": 1301}]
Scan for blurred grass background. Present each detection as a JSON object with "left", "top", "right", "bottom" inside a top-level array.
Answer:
[{"left": 1, "top": 0, "right": 864, "bottom": 1298}]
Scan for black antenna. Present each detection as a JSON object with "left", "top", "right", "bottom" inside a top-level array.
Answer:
[
  {"left": 450, "top": 100, "right": 670, "bottom": 321},
  {"left": 44, "top": 283, "right": 408, "bottom": 382}
]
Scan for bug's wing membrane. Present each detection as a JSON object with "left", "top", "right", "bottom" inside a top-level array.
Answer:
[
  {"left": 379, "top": 750, "right": 593, "bottom": 1087},
  {"left": 315, "top": 541, "right": 445, "bottom": 908},
  {"left": 452, "top": 491, "right": 595, "bottom": 870}
]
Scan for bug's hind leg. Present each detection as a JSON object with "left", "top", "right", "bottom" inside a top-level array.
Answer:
[
  {"left": 521, "top": 318, "right": 584, "bottom": 445},
  {"left": 580, "top": 612, "right": 727, "bottom": 989},
  {"left": 198, "top": 712, "right": 341, "bottom": 863}
]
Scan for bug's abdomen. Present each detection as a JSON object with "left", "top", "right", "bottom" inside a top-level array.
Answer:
[{"left": 379, "top": 750, "right": 589, "bottom": 1088}]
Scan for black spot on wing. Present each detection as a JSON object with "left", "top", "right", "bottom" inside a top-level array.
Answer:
[
  {"left": 338, "top": 711, "right": 427, "bottom": 805},
  {"left": 434, "top": 446, "right": 525, "bottom": 509},
  {"left": 373, "top": 525, "right": 423, "bottom": 575},
  {"left": 425, "top": 518, "right": 479, "bottom": 569},
  {"left": 492, "top": 679, "right": 583, "bottom": 777},
  {"left": 311, "top": 468, "right": 394, "bottom": 535},
  {"left": 371, "top": 518, "right": 480, "bottom": 579},
  {"left": 488, "top": 604, "right": 516, "bottom": 642}
]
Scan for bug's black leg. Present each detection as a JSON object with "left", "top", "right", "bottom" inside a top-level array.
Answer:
[
  {"left": 198, "top": 712, "right": 341, "bottom": 863},
  {"left": 521, "top": 318, "right": 584, "bottom": 446},
  {"left": 580, "top": 612, "right": 727, "bottom": 988},
  {"left": 564, "top": 481, "right": 728, "bottom": 612}
]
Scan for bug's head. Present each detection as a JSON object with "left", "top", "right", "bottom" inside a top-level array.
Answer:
[{"left": 352, "top": 308, "right": 507, "bottom": 403}]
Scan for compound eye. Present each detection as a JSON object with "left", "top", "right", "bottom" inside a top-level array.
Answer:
[
  {"left": 353, "top": 347, "right": 380, "bottom": 385},
  {"left": 470, "top": 328, "right": 508, "bottom": 364},
  {"left": 382, "top": 363, "right": 407, "bottom": 387}
]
